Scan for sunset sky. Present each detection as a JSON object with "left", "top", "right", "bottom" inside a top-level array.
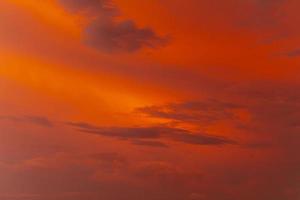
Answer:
[{"left": 1, "top": 0, "right": 300, "bottom": 199}]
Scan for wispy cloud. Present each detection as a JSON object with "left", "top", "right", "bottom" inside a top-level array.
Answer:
[
  {"left": 66, "top": 122, "right": 237, "bottom": 146},
  {"left": 136, "top": 100, "right": 242, "bottom": 124},
  {"left": 282, "top": 49, "right": 300, "bottom": 57},
  {"left": 131, "top": 140, "right": 169, "bottom": 148},
  {"left": 0, "top": 115, "right": 54, "bottom": 127}
]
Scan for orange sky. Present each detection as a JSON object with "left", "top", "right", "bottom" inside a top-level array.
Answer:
[{"left": 1, "top": 0, "right": 300, "bottom": 200}]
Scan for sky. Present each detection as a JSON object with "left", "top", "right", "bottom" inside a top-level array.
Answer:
[{"left": 0, "top": 0, "right": 300, "bottom": 199}]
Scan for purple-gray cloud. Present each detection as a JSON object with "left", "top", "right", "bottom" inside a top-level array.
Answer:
[
  {"left": 59, "top": 0, "right": 168, "bottom": 53},
  {"left": 0, "top": 115, "right": 54, "bottom": 127},
  {"left": 131, "top": 140, "right": 169, "bottom": 148},
  {"left": 136, "top": 100, "right": 242, "bottom": 124},
  {"left": 66, "top": 122, "right": 237, "bottom": 146}
]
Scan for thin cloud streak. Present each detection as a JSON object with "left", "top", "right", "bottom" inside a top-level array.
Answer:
[
  {"left": 66, "top": 122, "right": 237, "bottom": 146},
  {"left": 0, "top": 115, "right": 54, "bottom": 128}
]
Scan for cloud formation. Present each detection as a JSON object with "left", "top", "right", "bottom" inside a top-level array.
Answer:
[
  {"left": 136, "top": 100, "right": 242, "bottom": 124},
  {"left": 59, "top": 0, "right": 168, "bottom": 53},
  {"left": 238, "top": 0, "right": 284, "bottom": 28},
  {"left": 283, "top": 49, "right": 300, "bottom": 57},
  {"left": 131, "top": 140, "right": 169, "bottom": 148},
  {"left": 0, "top": 115, "right": 54, "bottom": 127},
  {"left": 67, "top": 122, "right": 236, "bottom": 146}
]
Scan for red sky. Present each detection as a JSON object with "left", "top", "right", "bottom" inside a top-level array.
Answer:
[{"left": 0, "top": 0, "right": 300, "bottom": 199}]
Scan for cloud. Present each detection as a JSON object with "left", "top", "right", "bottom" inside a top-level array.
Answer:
[
  {"left": 134, "top": 161, "right": 179, "bottom": 180},
  {"left": 133, "top": 161, "right": 203, "bottom": 190},
  {"left": 23, "top": 116, "right": 54, "bottom": 127},
  {"left": 86, "top": 19, "right": 168, "bottom": 53},
  {"left": 135, "top": 82, "right": 300, "bottom": 146},
  {"left": 66, "top": 122, "right": 236, "bottom": 146},
  {"left": 89, "top": 152, "right": 128, "bottom": 171},
  {"left": 89, "top": 152, "right": 125, "bottom": 163},
  {"left": 136, "top": 100, "right": 242, "bottom": 124},
  {"left": 218, "top": 81, "right": 300, "bottom": 151},
  {"left": 67, "top": 122, "right": 162, "bottom": 139},
  {"left": 0, "top": 115, "right": 54, "bottom": 127},
  {"left": 59, "top": 0, "right": 168, "bottom": 53},
  {"left": 283, "top": 49, "right": 300, "bottom": 57},
  {"left": 131, "top": 140, "right": 169, "bottom": 148},
  {"left": 169, "top": 131, "right": 236, "bottom": 145},
  {"left": 59, "top": 0, "right": 114, "bottom": 13},
  {"left": 239, "top": 0, "right": 284, "bottom": 28},
  {"left": 136, "top": 81, "right": 300, "bottom": 149},
  {"left": 0, "top": 193, "right": 42, "bottom": 200}
]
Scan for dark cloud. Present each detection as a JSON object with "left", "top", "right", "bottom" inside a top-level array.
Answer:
[
  {"left": 134, "top": 162, "right": 179, "bottom": 181},
  {"left": 59, "top": 0, "right": 114, "bottom": 13},
  {"left": 86, "top": 152, "right": 128, "bottom": 174},
  {"left": 23, "top": 116, "right": 54, "bottom": 127},
  {"left": 66, "top": 122, "right": 236, "bottom": 146},
  {"left": 0, "top": 115, "right": 53, "bottom": 127},
  {"left": 136, "top": 81, "right": 300, "bottom": 148},
  {"left": 136, "top": 100, "right": 242, "bottom": 124},
  {"left": 0, "top": 153, "right": 195, "bottom": 200},
  {"left": 86, "top": 19, "right": 168, "bottom": 53},
  {"left": 283, "top": 49, "right": 300, "bottom": 57},
  {"left": 59, "top": 0, "right": 168, "bottom": 53},
  {"left": 67, "top": 122, "right": 162, "bottom": 139},
  {"left": 169, "top": 131, "right": 236, "bottom": 145},
  {"left": 89, "top": 152, "right": 125, "bottom": 163},
  {"left": 131, "top": 140, "right": 169, "bottom": 148},
  {"left": 217, "top": 81, "right": 300, "bottom": 151},
  {"left": 88, "top": 152, "right": 128, "bottom": 171},
  {"left": 237, "top": 0, "right": 284, "bottom": 28}
]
